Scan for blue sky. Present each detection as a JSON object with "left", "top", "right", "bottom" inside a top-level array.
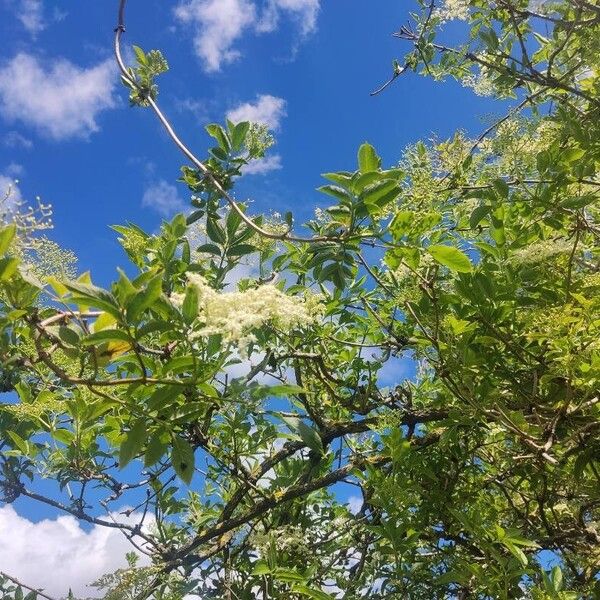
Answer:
[
  {"left": 0, "top": 0, "right": 498, "bottom": 285},
  {"left": 0, "top": 0, "right": 502, "bottom": 595}
]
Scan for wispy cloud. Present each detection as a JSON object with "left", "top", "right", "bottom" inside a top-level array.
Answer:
[
  {"left": 257, "top": 0, "right": 320, "bottom": 36},
  {"left": 174, "top": 0, "right": 256, "bottom": 73},
  {"left": 0, "top": 505, "right": 149, "bottom": 599},
  {"left": 142, "top": 180, "right": 186, "bottom": 216},
  {"left": 3, "top": 131, "right": 33, "bottom": 149},
  {"left": 4, "top": 162, "right": 24, "bottom": 178},
  {"left": 174, "top": 0, "right": 320, "bottom": 73},
  {"left": 0, "top": 53, "right": 117, "bottom": 141},
  {"left": 16, "top": 0, "right": 45, "bottom": 35}
]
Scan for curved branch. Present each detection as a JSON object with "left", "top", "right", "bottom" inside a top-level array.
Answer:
[
  {"left": 0, "top": 572, "right": 59, "bottom": 600},
  {"left": 114, "top": 0, "right": 356, "bottom": 245}
]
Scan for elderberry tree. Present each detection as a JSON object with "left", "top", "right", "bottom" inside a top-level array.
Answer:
[{"left": 1, "top": 0, "right": 599, "bottom": 598}]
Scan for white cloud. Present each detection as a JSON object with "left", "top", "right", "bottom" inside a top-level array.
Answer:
[
  {"left": 347, "top": 495, "right": 363, "bottom": 515},
  {"left": 174, "top": 0, "right": 320, "bottom": 72},
  {"left": 226, "top": 94, "right": 287, "bottom": 131},
  {"left": 0, "top": 53, "right": 117, "bottom": 140},
  {"left": 142, "top": 180, "right": 186, "bottom": 216},
  {"left": 258, "top": 0, "right": 320, "bottom": 36},
  {"left": 3, "top": 131, "right": 33, "bottom": 149},
  {"left": 16, "top": 0, "right": 45, "bottom": 35},
  {"left": 226, "top": 95, "right": 287, "bottom": 175},
  {"left": 174, "top": 0, "right": 256, "bottom": 73},
  {"left": 0, "top": 505, "right": 150, "bottom": 598},
  {"left": 242, "top": 154, "right": 283, "bottom": 175}
]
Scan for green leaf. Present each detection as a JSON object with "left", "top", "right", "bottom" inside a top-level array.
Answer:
[
  {"left": 428, "top": 245, "right": 472, "bottom": 272},
  {"left": 197, "top": 243, "right": 222, "bottom": 256},
  {"left": 133, "top": 45, "right": 148, "bottom": 66},
  {"left": 171, "top": 436, "right": 195, "bottom": 484},
  {"left": 205, "top": 123, "right": 231, "bottom": 153},
  {"left": 292, "top": 585, "right": 335, "bottom": 600},
  {"left": 503, "top": 540, "right": 528, "bottom": 566},
  {"left": 64, "top": 281, "right": 121, "bottom": 317},
  {"left": 226, "top": 244, "right": 258, "bottom": 257},
  {"left": 8, "top": 431, "right": 29, "bottom": 454},
  {"left": 52, "top": 429, "right": 75, "bottom": 445},
  {"left": 492, "top": 178, "right": 509, "bottom": 198},
  {"left": 182, "top": 285, "right": 199, "bottom": 324},
  {"left": 357, "top": 143, "right": 381, "bottom": 173},
  {"left": 273, "top": 567, "right": 305, "bottom": 583},
  {"left": 251, "top": 560, "right": 272, "bottom": 576},
  {"left": 144, "top": 432, "right": 167, "bottom": 467},
  {"left": 281, "top": 416, "right": 324, "bottom": 455},
  {"left": 268, "top": 384, "right": 306, "bottom": 397},
  {"left": 0, "top": 256, "right": 19, "bottom": 281},
  {"left": 469, "top": 204, "right": 490, "bottom": 228},
  {"left": 119, "top": 420, "right": 146, "bottom": 468},
  {"left": 317, "top": 185, "right": 353, "bottom": 203},
  {"left": 231, "top": 121, "right": 250, "bottom": 151},
  {"left": 81, "top": 329, "right": 132, "bottom": 346},
  {"left": 551, "top": 565, "right": 563, "bottom": 592},
  {"left": 321, "top": 171, "right": 353, "bottom": 186},
  {"left": 126, "top": 275, "right": 163, "bottom": 321},
  {"left": 361, "top": 180, "right": 400, "bottom": 211},
  {"left": 0, "top": 224, "right": 16, "bottom": 255},
  {"left": 206, "top": 217, "right": 226, "bottom": 245}
]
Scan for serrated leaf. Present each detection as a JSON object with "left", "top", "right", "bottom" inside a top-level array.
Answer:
[
  {"left": 428, "top": 245, "right": 472, "bottom": 273},
  {"left": 206, "top": 218, "right": 226, "bottom": 245},
  {"left": 0, "top": 224, "right": 16, "bottom": 255},
  {"left": 292, "top": 585, "right": 335, "bottom": 600},
  {"left": 81, "top": 329, "right": 132, "bottom": 346},
  {"left": 469, "top": 204, "right": 490, "bottom": 229},
  {"left": 205, "top": 123, "right": 231, "bottom": 152},
  {"left": 0, "top": 256, "right": 19, "bottom": 281},
  {"left": 182, "top": 285, "right": 199, "bottom": 324},
  {"left": 119, "top": 420, "right": 146, "bottom": 468},
  {"left": 231, "top": 121, "right": 250, "bottom": 151},
  {"left": 273, "top": 567, "right": 305, "bottom": 583},
  {"left": 317, "top": 185, "right": 353, "bottom": 203},
  {"left": 357, "top": 143, "right": 381, "bottom": 173},
  {"left": 171, "top": 436, "right": 195, "bottom": 484},
  {"left": 144, "top": 432, "right": 166, "bottom": 467},
  {"left": 251, "top": 560, "right": 272, "bottom": 576},
  {"left": 281, "top": 416, "right": 323, "bottom": 455},
  {"left": 126, "top": 275, "right": 162, "bottom": 321},
  {"left": 58, "top": 326, "right": 80, "bottom": 347}
]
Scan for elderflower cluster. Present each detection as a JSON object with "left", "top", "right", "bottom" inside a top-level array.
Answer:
[
  {"left": 2, "top": 394, "right": 66, "bottom": 420},
  {"left": 251, "top": 525, "right": 313, "bottom": 562},
  {"left": 172, "top": 274, "right": 319, "bottom": 356},
  {"left": 510, "top": 239, "right": 574, "bottom": 266},
  {"left": 435, "top": 0, "right": 470, "bottom": 22},
  {"left": 462, "top": 67, "right": 497, "bottom": 97}
]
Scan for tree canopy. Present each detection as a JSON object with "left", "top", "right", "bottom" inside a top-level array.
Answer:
[{"left": 1, "top": 0, "right": 600, "bottom": 598}]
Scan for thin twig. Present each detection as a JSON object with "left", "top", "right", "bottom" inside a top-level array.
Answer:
[
  {"left": 0, "top": 571, "right": 60, "bottom": 600},
  {"left": 114, "top": 0, "right": 358, "bottom": 245}
]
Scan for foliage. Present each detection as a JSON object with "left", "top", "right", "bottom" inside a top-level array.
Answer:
[{"left": 1, "top": 1, "right": 599, "bottom": 599}]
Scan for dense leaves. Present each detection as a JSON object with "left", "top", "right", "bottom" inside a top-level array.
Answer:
[{"left": 1, "top": 1, "right": 600, "bottom": 598}]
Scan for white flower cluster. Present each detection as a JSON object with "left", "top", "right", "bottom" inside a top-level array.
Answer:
[
  {"left": 172, "top": 274, "right": 319, "bottom": 356},
  {"left": 510, "top": 239, "right": 574, "bottom": 266},
  {"left": 435, "top": 0, "right": 470, "bottom": 22},
  {"left": 462, "top": 67, "right": 496, "bottom": 97}
]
